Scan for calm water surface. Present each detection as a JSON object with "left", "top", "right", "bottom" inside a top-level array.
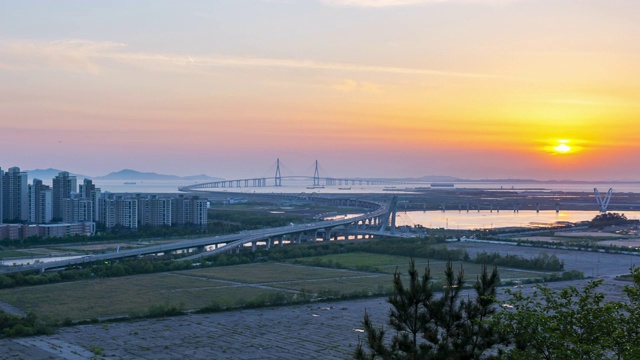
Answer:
[
  {"left": 93, "top": 180, "right": 640, "bottom": 230},
  {"left": 399, "top": 210, "right": 640, "bottom": 230},
  {"left": 93, "top": 179, "right": 640, "bottom": 195}
]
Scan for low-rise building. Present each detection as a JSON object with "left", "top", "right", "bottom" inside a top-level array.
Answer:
[{"left": 0, "top": 222, "right": 95, "bottom": 240}]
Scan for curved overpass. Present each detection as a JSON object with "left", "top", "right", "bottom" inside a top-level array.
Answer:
[{"left": 0, "top": 197, "right": 396, "bottom": 274}]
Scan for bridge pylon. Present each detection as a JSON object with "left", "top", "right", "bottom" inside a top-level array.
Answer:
[
  {"left": 594, "top": 188, "right": 613, "bottom": 213},
  {"left": 313, "top": 160, "right": 320, "bottom": 186},
  {"left": 275, "top": 158, "right": 282, "bottom": 186}
]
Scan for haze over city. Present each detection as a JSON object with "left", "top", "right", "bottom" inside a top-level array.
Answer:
[{"left": 1, "top": 1, "right": 639, "bottom": 181}]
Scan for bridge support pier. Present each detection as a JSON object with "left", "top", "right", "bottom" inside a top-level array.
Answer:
[{"left": 324, "top": 230, "right": 330, "bottom": 242}]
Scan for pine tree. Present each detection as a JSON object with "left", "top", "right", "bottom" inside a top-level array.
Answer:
[{"left": 355, "top": 259, "right": 503, "bottom": 360}]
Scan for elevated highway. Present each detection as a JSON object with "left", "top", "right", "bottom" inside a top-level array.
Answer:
[{"left": 0, "top": 197, "right": 397, "bottom": 274}]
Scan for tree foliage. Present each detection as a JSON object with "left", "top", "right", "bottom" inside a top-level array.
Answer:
[
  {"left": 495, "top": 269, "right": 640, "bottom": 359},
  {"left": 589, "top": 212, "right": 631, "bottom": 228},
  {"left": 621, "top": 267, "right": 640, "bottom": 359},
  {"left": 355, "top": 259, "right": 504, "bottom": 359},
  {"left": 472, "top": 252, "right": 564, "bottom": 272},
  {"left": 0, "top": 312, "right": 51, "bottom": 338}
]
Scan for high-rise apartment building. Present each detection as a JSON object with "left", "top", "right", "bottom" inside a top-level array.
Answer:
[
  {"left": 117, "top": 197, "right": 138, "bottom": 229},
  {"left": 52, "top": 171, "right": 77, "bottom": 220},
  {"left": 62, "top": 195, "right": 94, "bottom": 223},
  {"left": 99, "top": 195, "right": 138, "bottom": 229},
  {"left": 79, "top": 179, "right": 100, "bottom": 222},
  {"left": 78, "top": 178, "right": 95, "bottom": 198},
  {"left": 172, "top": 195, "right": 208, "bottom": 226},
  {"left": 0, "top": 167, "right": 3, "bottom": 224},
  {"left": 2, "top": 167, "right": 29, "bottom": 222},
  {"left": 29, "top": 179, "right": 52, "bottom": 224},
  {"left": 99, "top": 197, "right": 117, "bottom": 228},
  {"left": 138, "top": 195, "right": 172, "bottom": 226}
]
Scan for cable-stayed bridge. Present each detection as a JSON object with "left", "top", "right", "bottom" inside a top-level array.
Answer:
[
  {"left": 179, "top": 159, "right": 427, "bottom": 192},
  {"left": 178, "top": 160, "right": 638, "bottom": 214}
]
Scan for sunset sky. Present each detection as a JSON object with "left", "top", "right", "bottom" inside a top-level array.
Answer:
[{"left": 1, "top": 0, "right": 639, "bottom": 181}]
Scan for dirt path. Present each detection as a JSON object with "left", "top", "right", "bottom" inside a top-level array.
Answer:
[{"left": 0, "top": 300, "right": 26, "bottom": 317}]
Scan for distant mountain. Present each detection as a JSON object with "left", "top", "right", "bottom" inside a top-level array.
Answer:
[
  {"left": 25, "top": 168, "right": 92, "bottom": 181},
  {"left": 95, "top": 169, "right": 220, "bottom": 181}
]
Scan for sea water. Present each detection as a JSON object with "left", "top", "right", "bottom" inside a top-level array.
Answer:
[
  {"left": 92, "top": 179, "right": 640, "bottom": 230},
  {"left": 398, "top": 210, "right": 640, "bottom": 230}
]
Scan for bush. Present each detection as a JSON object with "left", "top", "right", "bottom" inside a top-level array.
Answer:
[
  {"left": 473, "top": 251, "right": 564, "bottom": 271},
  {"left": 0, "top": 312, "right": 52, "bottom": 338},
  {"left": 589, "top": 212, "right": 633, "bottom": 228},
  {"left": 144, "top": 304, "right": 185, "bottom": 318}
]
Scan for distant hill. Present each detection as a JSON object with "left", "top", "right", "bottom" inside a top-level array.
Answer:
[
  {"left": 95, "top": 169, "right": 220, "bottom": 181},
  {"left": 24, "top": 168, "right": 92, "bottom": 181}
]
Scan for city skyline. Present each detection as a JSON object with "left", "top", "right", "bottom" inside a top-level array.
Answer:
[{"left": 1, "top": 1, "right": 639, "bottom": 181}]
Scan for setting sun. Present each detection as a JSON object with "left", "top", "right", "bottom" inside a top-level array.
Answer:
[{"left": 554, "top": 140, "right": 572, "bottom": 154}]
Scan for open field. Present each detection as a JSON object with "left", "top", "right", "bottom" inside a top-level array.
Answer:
[
  {"left": 514, "top": 235, "right": 640, "bottom": 249},
  {"left": 291, "top": 252, "right": 550, "bottom": 280},
  {"left": 513, "top": 225, "right": 640, "bottom": 245},
  {"left": 0, "top": 250, "right": 40, "bottom": 259},
  {"left": 0, "top": 241, "right": 636, "bottom": 359},
  {"left": 0, "top": 272, "right": 274, "bottom": 321},
  {"left": 183, "top": 262, "right": 365, "bottom": 283},
  {"left": 555, "top": 231, "right": 623, "bottom": 238},
  {"left": 0, "top": 262, "right": 392, "bottom": 321},
  {"left": 0, "top": 254, "right": 551, "bottom": 322},
  {"left": 268, "top": 274, "right": 392, "bottom": 294}
]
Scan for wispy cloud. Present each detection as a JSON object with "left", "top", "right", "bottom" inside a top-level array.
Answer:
[
  {"left": 0, "top": 39, "right": 127, "bottom": 74},
  {"left": 321, "top": 0, "right": 522, "bottom": 7},
  {"left": 0, "top": 39, "right": 521, "bottom": 81},
  {"left": 331, "top": 79, "right": 384, "bottom": 93},
  {"left": 177, "top": 55, "right": 507, "bottom": 79}
]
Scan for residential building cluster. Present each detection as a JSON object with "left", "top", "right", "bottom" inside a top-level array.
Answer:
[{"left": 0, "top": 167, "right": 208, "bottom": 241}]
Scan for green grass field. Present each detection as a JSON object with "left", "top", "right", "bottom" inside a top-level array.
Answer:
[
  {"left": 289, "top": 252, "right": 549, "bottom": 280},
  {"left": 182, "top": 262, "right": 365, "bottom": 283},
  {"left": 268, "top": 274, "right": 393, "bottom": 294},
  {"left": 0, "top": 255, "right": 551, "bottom": 322},
  {"left": 0, "top": 263, "right": 388, "bottom": 321},
  {"left": 0, "top": 250, "right": 40, "bottom": 259}
]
